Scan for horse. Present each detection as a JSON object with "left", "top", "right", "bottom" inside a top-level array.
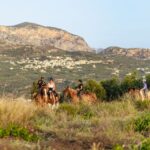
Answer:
[
  {"left": 128, "top": 89, "right": 142, "bottom": 100},
  {"left": 34, "top": 85, "right": 59, "bottom": 109},
  {"left": 139, "top": 89, "right": 150, "bottom": 101},
  {"left": 128, "top": 88, "right": 150, "bottom": 101},
  {"left": 63, "top": 86, "right": 97, "bottom": 104}
]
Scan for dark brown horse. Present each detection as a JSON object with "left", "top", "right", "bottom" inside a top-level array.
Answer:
[{"left": 63, "top": 86, "right": 97, "bottom": 104}]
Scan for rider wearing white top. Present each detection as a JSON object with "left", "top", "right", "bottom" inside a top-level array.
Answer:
[
  {"left": 47, "top": 82, "right": 55, "bottom": 90},
  {"left": 47, "top": 77, "right": 57, "bottom": 97}
]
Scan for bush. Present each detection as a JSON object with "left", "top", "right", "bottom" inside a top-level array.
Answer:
[
  {"left": 121, "top": 72, "right": 142, "bottom": 93},
  {"left": 0, "top": 124, "right": 39, "bottom": 142},
  {"left": 141, "top": 138, "right": 150, "bottom": 150},
  {"left": 146, "top": 74, "right": 150, "bottom": 90},
  {"left": 134, "top": 113, "right": 150, "bottom": 132},
  {"left": 31, "top": 81, "right": 38, "bottom": 99},
  {"left": 113, "top": 144, "right": 124, "bottom": 150},
  {"left": 101, "top": 78, "right": 122, "bottom": 101},
  {"left": 84, "top": 80, "right": 106, "bottom": 100}
]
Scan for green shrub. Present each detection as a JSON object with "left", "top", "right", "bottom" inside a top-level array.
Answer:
[
  {"left": 121, "top": 72, "right": 142, "bottom": 93},
  {"left": 101, "top": 78, "right": 122, "bottom": 101},
  {"left": 31, "top": 81, "right": 38, "bottom": 99},
  {"left": 146, "top": 74, "right": 150, "bottom": 90},
  {"left": 134, "top": 113, "right": 150, "bottom": 132},
  {"left": 113, "top": 144, "right": 124, "bottom": 150},
  {"left": 0, "top": 124, "right": 40, "bottom": 142},
  {"left": 140, "top": 138, "right": 150, "bottom": 150},
  {"left": 84, "top": 80, "right": 106, "bottom": 100}
]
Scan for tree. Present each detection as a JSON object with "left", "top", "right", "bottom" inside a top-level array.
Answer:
[
  {"left": 101, "top": 78, "right": 122, "bottom": 101},
  {"left": 84, "top": 80, "right": 106, "bottom": 100},
  {"left": 121, "top": 72, "right": 142, "bottom": 93},
  {"left": 146, "top": 74, "right": 150, "bottom": 89},
  {"left": 31, "top": 81, "right": 38, "bottom": 99}
]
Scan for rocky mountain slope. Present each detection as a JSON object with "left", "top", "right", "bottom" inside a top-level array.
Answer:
[
  {"left": 101, "top": 47, "right": 150, "bottom": 59},
  {"left": 0, "top": 22, "right": 92, "bottom": 52}
]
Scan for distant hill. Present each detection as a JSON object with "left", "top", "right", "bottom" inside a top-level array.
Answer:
[
  {"left": 99, "top": 47, "right": 150, "bottom": 59},
  {"left": 96, "top": 48, "right": 104, "bottom": 53},
  {"left": 0, "top": 22, "right": 92, "bottom": 52}
]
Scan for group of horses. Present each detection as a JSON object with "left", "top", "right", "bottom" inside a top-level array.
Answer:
[
  {"left": 33, "top": 85, "right": 97, "bottom": 108},
  {"left": 33, "top": 85, "right": 150, "bottom": 109}
]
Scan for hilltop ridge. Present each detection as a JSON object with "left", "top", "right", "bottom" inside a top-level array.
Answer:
[
  {"left": 0, "top": 22, "right": 92, "bottom": 52},
  {"left": 100, "top": 46, "right": 150, "bottom": 59}
]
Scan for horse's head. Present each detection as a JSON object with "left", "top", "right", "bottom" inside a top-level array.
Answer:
[
  {"left": 63, "top": 86, "right": 78, "bottom": 98},
  {"left": 63, "top": 86, "right": 70, "bottom": 97},
  {"left": 41, "top": 85, "right": 48, "bottom": 97}
]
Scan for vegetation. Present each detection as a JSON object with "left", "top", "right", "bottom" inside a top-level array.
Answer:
[
  {"left": 1, "top": 49, "right": 150, "bottom": 149},
  {"left": 101, "top": 78, "right": 122, "bottom": 101},
  {"left": 134, "top": 113, "right": 150, "bottom": 133},
  {"left": 1, "top": 49, "right": 150, "bottom": 97},
  {"left": 83, "top": 73, "right": 150, "bottom": 101},
  {"left": 0, "top": 124, "right": 39, "bottom": 142},
  {"left": 84, "top": 79, "right": 106, "bottom": 100},
  {"left": 0, "top": 95, "right": 149, "bottom": 149}
]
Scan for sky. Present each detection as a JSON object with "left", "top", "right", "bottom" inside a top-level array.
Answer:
[{"left": 0, "top": 0, "right": 150, "bottom": 49}]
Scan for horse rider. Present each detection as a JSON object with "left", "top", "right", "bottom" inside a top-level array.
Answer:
[
  {"left": 76, "top": 79, "right": 84, "bottom": 97},
  {"left": 47, "top": 77, "right": 58, "bottom": 99},
  {"left": 37, "top": 76, "right": 46, "bottom": 94},
  {"left": 141, "top": 79, "right": 148, "bottom": 98}
]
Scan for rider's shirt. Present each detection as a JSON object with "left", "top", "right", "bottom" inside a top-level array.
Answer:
[
  {"left": 143, "top": 82, "right": 148, "bottom": 90},
  {"left": 38, "top": 80, "right": 45, "bottom": 89},
  {"left": 47, "top": 82, "right": 55, "bottom": 90},
  {"left": 78, "top": 83, "right": 83, "bottom": 90}
]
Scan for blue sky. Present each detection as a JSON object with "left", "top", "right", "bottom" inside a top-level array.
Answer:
[{"left": 0, "top": 0, "right": 150, "bottom": 48}]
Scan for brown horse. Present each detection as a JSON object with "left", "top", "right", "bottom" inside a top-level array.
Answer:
[
  {"left": 128, "top": 89, "right": 150, "bottom": 101},
  {"left": 128, "top": 89, "right": 141, "bottom": 100},
  {"left": 35, "top": 85, "right": 59, "bottom": 108},
  {"left": 63, "top": 86, "right": 97, "bottom": 104},
  {"left": 140, "top": 89, "right": 150, "bottom": 101}
]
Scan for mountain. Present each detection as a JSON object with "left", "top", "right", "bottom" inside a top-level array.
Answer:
[
  {"left": 100, "top": 47, "right": 150, "bottom": 59},
  {"left": 0, "top": 22, "right": 92, "bottom": 52}
]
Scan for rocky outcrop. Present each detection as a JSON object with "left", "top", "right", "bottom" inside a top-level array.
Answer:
[
  {"left": 0, "top": 22, "right": 92, "bottom": 52},
  {"left": 101, "top": 47, "right": 150, "bottom": 59}
]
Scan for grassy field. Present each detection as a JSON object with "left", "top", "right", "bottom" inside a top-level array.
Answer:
[{"left": 0, "top": 95, "right": 150, "bottom": 150}]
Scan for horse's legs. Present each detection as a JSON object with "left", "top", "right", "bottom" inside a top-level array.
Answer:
[{"left": 140, "top": 90, "right": 145, "bottom": 101}]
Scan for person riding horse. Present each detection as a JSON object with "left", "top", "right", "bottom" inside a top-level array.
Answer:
[
  {"left": 141, "top": 79, "right": 148, "bottom": 98},
  {"left": 47, "top": 77, "right": 58, "bottom": 99},
  {"left": 76, "top": 79, "right": 84, "bottom": 97},
  {"left": 37, "top": 76, "right": 46, "bottom": 94}
]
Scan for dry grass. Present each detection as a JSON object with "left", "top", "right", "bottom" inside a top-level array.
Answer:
[
  {"left": 0, "top": 97, "right": 38, "bottom": 127},
  {"left": 0, "top": 95, "right": 149, "bottom": 149}
]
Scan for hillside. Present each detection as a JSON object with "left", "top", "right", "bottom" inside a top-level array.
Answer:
[
  {"left": 0, "top": 22, "right": 92, "bottom": 52},
  {"left": 101, "top": 47, "right": 150, "bottom": 59},
  {"left": 0, "top": 48, "right": 150, "bottom": 96}
]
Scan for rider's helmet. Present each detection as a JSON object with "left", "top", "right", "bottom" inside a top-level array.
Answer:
[
  {"left": 49, "top": 77, "right": 54, "bottom": 81},
  {"left": 41, "top": 76, "right": 44, "bottom": 80},
  {"left": 78, "top": 79, "right": 83, "bottom": 83}
]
